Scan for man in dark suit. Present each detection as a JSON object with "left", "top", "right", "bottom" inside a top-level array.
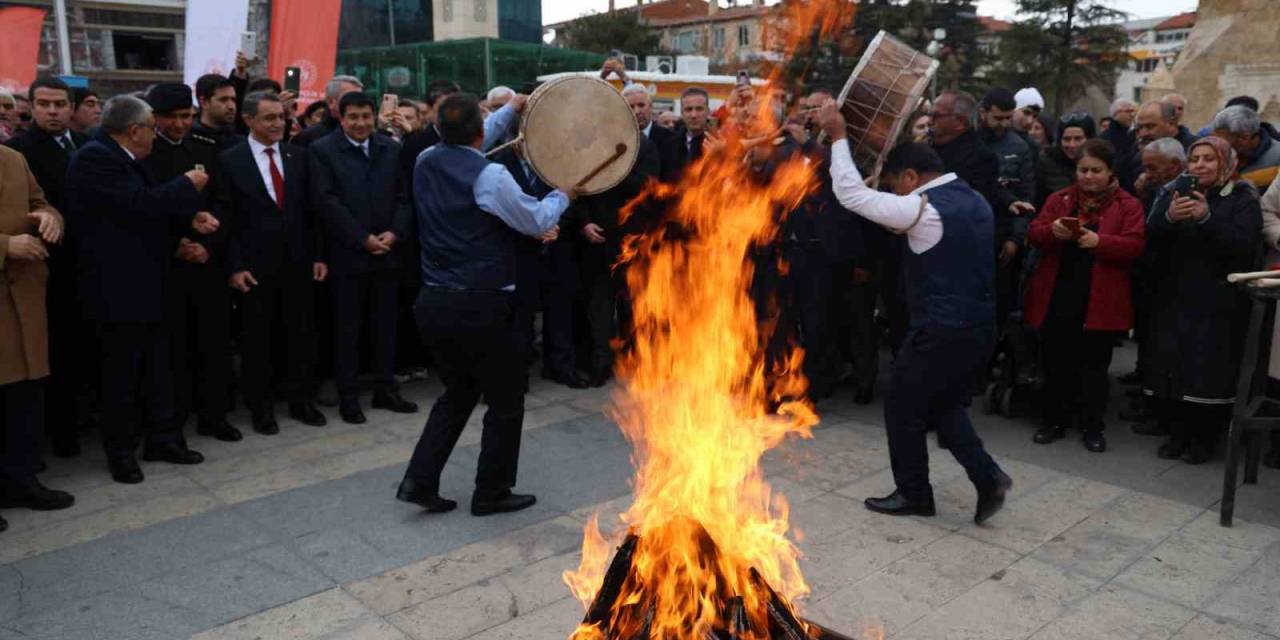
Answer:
[
  {"left": 663, "top": 87, "right": 711, "bottom": 183},
  {"left": 65, "top": 95, "right": 218, "bottom": 484},
  {"left": 5, "top": 77, "right": 91, "bottom": 458},
  {"left": 192, "top": 74, "right": 243, "bottom": 151},
  {"left": 620, "top": 83, "right": 677, "bottom": 182},
  {"left": 291, "top": 76, "right": 364, "bottom": 148},
  {"left": 142, "top": 83, "right": 241, "bottom": 444},
  {"left": 492, "top": 145, "right": 588, "bottom": 389},
  {"left": 217, "top": 91, "right": 328, "bottom": 434},
  {"left": 309, "top": 92, "right": 418, "bottom": 423}
]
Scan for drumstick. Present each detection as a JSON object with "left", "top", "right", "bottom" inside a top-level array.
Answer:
[
  {"left": 1227, "top": 270, "right": 1280, "bottom": 283},
  {"left": 483, "top": 134, "right": 524, "bottom": 158},
  {"left": 1247, "top": 278, "right": 1280, "bottom": 289},
  {"left": 576, "top": 142, "right": 628, "bottom": 188}
]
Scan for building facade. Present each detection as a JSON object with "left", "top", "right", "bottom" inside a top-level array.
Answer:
[{"left": 1114, "top": 12, "right": 1196, "bottom": 104}]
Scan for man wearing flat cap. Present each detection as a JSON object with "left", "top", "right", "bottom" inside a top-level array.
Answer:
[{"left": 143, "top": 82, "right": 240, "bottom": 444}]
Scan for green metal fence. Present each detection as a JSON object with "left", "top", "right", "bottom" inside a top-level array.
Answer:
[{"left": 336, "top": 38, "right": 607, "bottom": 99}]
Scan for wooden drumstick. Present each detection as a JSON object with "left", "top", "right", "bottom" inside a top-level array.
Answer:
[
  {"left": 575, "top": 142, "right": 628, "bottom": 188},
  {"left": 483, "top": 134, "right": 524, "bottom": 158},
  {"left": 1227, "top": 270, "right": 1280, "bottom": 283},
  {"left": 1247, "top": 278, "right": 1280, "bottom": 289}
]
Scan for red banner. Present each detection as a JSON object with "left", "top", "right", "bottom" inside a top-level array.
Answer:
[
  {"left": 0, "top": 7, "right": 48, "bottom": 95},
  {"left": 267, "top": 0, "right": 341, "bottom": 109}
]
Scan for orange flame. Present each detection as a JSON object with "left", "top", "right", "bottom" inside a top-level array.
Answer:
[{"left": 564, "top": 2, "right": 854, "bottom": 638}]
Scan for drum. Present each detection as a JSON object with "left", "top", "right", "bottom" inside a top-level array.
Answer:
[
  {"left": 836, "top": 31, "right": 939, "bottom": 178},
  {"left": 520, "top": 76, "right": 640, "bottom": 195}
]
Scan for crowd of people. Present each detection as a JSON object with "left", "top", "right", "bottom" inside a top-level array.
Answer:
[{"left": 3, "top": 53, "right": 1280, "bottom": 529}]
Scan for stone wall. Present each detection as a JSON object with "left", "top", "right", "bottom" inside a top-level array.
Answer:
[{"left": 1170, "top": 0, "right": 1280, "bottom": 129}]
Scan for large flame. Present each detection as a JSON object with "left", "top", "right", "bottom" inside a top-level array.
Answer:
[{"left": 564, "top": 2, "right": 855, "bottom": 638}]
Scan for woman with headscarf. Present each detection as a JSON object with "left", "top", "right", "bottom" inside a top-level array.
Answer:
[
  {"left": 1144, "top": 136, "right": 1263, "bottom": 464},
  {"left": 1035, "top": 113, "right": 1095, "bottom": 209},
  {"left": 1023, "top": 139, "right": 1146, "bottom": 452}
]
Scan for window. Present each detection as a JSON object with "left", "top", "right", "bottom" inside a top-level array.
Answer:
[
  {"left": 738, "top": 25, "right": 749, "bottom": 47},
  {"left": 1135, "top": 58, "right": 1159, "bottom": 73},
  {"left": 112, "top": 32, "right": 177, "bottom": 70},
  {"left": 713, "top": 27, "right": 725, "bottom": 49},
  {"left": 674, "top": 30, "right": 697, "bottom": 53}
]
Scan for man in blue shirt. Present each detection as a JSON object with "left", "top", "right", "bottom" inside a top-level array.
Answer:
[{"left": 397, "top": 93, "right": 573, "bottom": 516}]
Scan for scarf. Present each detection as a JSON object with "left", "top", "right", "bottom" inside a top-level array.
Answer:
[
  {"left": 1074, "top": 179, "right": 1119, "bottom": 226},
  {"left": 1188, "top": 136, "right": 1239, "bottom": 191}
]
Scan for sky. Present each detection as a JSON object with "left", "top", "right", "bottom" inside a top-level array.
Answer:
[{"left": 541, "top": 0, "right": 1200, "bottom": 26}]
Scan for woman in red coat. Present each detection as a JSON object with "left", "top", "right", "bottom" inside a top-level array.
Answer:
[{"left": 1023, "top": 139, "right": 1146, "bottom": 452}]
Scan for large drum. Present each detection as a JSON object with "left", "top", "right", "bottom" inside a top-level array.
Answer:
[
  {"left": 520, "top": 76, "right": 640, "bottom": 195},
  {"left": 836, "top": 31, "right": 938, "bottom": 178}
]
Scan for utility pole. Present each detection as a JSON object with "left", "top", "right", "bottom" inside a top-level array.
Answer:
[
  {"left": 53, "top": 0, "right": 73, "bottom": 75},
  {"left": 388, "top": 0, "right": 397, "bottom": 46}
]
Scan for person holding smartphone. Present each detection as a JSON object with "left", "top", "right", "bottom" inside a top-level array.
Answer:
[
  {"left": 1024, "top": 139, "right": 1146, "bottom": 452},
  {"left": 1143, "top": 136, "right": 1262, "bottom": 464}
]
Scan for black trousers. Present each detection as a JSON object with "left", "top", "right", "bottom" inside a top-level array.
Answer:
[
  {"left": 1156, "top": 398, "right": 1231, "bottom": 446},
  {"left": 239, "top": 264, "right": 315, "bottom": 410},
  {"left": 0, "top": 380, "right": 44, "bottom": 483},
  {"left": 885, "top": 323, "right": 1002, "bottom": 502},
  {"left": 1040, "top": 326, "right": 1116, "bottom": 432},
  {"left": 787, "top": 244, "right": 838, "bottom": 396},
  {"left": 169, "top": 262, "right": 231, "bottom": 422},
  {"left": 332, "top": 272, "right": 399, "bottom": 399},
  {"left": 515, "top": 265, "right": 577, "bottom": 378},
  {"left": 44, "top": 250, "right": 93, "bottom": 448},
  {"left": 830, "top": 261, "right": 880, "bottom": 393},
  {"left": 406, "top": 288, "right": 525, "bottom": 498},
  {"left": 583, "top": 265, "right": 620, "bottom": 376},
  {"left": 98, "top": 322, "right": 180, "bottom": 459}
]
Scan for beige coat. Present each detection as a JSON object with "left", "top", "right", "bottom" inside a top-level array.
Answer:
[{"left": 0, "top": 145, "right": 57, "bottom": 386}]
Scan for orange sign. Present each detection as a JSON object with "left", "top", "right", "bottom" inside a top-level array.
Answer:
[
  {"left": 266, "top": 0, "right": 341, "bottom": 109},
  {"left": 0, "top": 7, "right": 47, "bottom": 94}
]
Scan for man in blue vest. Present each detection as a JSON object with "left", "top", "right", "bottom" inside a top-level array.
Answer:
[
  {"left": 818, "top": 100, "right": 1013, "bottom": 525},
  {"left": 397, "top": 93, "right": 572, "bottom": 516}
]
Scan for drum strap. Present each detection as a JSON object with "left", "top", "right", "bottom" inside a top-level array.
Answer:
[{"left": 888, "top": 193, "right": 929, "bottom": 236}]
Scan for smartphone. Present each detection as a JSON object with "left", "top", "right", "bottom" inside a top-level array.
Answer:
[
  {"left": 239, "top": 32, "right": 258, "bottom": 59},
  {"left": 381, "top": 93, "right": 399, "bottom": 117},
  {"left": 284, "top": 66, "right": 301, "bottom": 94},
  {"left": 737, "top": 70, "right": 751, "bottom": 86},
  {"left": 1174, "top": 173, "right": 1200, "bottom": 197},
  {"left": 1060, "top": 217, "right": 1082, "bottom": 236}
]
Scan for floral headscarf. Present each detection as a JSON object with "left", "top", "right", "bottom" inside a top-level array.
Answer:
[{"left": 1188, "top": 136, "right": 1239, "bottom": 189}]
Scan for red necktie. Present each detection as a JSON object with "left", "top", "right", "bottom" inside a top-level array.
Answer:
[{"left": 264, "top": 147, "right": 285, "bottom": 210}]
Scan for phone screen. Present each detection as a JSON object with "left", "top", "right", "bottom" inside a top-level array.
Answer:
[{"left": 284, "top": 67, "right": 301, "bottom": 94}]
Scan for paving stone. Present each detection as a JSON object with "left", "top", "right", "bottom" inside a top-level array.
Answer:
[
  {"left": 3, "top": 590, "right": 213, "bottom": 640},
  {"left": 1115, "top": 527, "right": 1272, "bottom": 610},
  {"left": 346, "top": 515, "right": 583, "bottom": 617},
  {"left": 319, "top": 620, "right": 412, "bottom": 640},
  {"left": 1028, "top": 585, "right": 1197, "bottom": 640},
  {"left": 1172, "top": 615, "right": 1280, "bottom": 640},
  {"left": 456, "top": 595, "right": 582, "bottom": 640},
  {"left": 807, "top": 532, "right": 1019, "bottom": 636},
  {"left": 293, "top": 527, "right": 396, "bottom": 584},
  {"left": 959, "top": 476, "right": 1128, "bottom": 554},
  {"left": 0, "top": 473, "right": 207, "bottom": 537},
  {"left": 190, "top": 588, "right": 375, "bottom": 640},
  {"left": 797, "top": 507, "right": 950, "bottom": 596},
  {"left": 1204, "top": 543, "right": 1280, "bottom": 636},
  {"left": 894, "top": 557, "right": 1102, "bottom": 640},
  {"left": 1033, "top": 491, "right": 1203, "bottom": 581}
]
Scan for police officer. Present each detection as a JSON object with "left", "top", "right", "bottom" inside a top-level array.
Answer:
[
  {"left": 143, "top": 83, "right": 240, "bottom": 442},
  {"left": 396, "top": 93, "right": 574, "bottom": 516},
  {"left": 820, "top": 101, "right": 1013, "bottom": 525}
]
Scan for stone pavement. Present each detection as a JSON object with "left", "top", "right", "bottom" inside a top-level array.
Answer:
[{"left": 2, "top": 345, "right": 1279, "bottom": 640}]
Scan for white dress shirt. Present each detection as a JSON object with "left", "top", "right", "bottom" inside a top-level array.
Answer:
[
  {"left": 345, "top": 134, "right": 370, "bottom": 158},
  {"left": 829, "top": 138, "right": 948, "bottom": 254},
  {"left": 642, "top": 121, "right": 653, "bottom": 139},
  {"left": 247, "top": 136, "right": 284, "bottom": 202}
]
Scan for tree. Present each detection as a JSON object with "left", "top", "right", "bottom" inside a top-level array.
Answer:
[
  {"left": 989, "top": 0, "right": 1128, "bottom": 115},
  {"left": 849, "top": 0, "right": 989, "bottom": 97},
  {"left": 559, "top": 9, "right": 664, "bottom": 58}
]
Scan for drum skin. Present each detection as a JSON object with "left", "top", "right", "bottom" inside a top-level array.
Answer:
[
  {"left": 836, "top": 31, "right": 938, "bottom": 178},
  {"left": 520, "top": 76, "right": 641, "bottom": 195}
]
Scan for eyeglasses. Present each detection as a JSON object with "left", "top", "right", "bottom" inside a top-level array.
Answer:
[{"left": 1060, "top": 112, "right": 1092, "bottom": 127}]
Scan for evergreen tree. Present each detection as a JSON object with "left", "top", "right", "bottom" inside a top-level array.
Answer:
[{"left": 559, "top": 9, "right": 664, "bottom": 58}]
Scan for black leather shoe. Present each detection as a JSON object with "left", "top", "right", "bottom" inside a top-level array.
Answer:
[
  {"left": 975, "top": 470, "right": 1013, "bottom": 525},
  {"left": 853, "top": 385, "right": 875, "bottom": 405},
  {"left": 1083, "top": 431, "right": 1107, "bottom": 453},
  {"left": 1157, "top": 437, "right": 1186, "bottom": 460},
  {"left": 109, "top": 457, "right": 145, "bottom": 484},
  {"left": 289, "top": 402, "right": 327, "bottom": 427},
  {"left": 542, "top": 369, "right": 591, "bottom": 390},
  {"left": 471, "top": 491, "right": 537, "bottom": 516},
  {"left": 0, "top": 514, "right": 7, "bottom": 533},
  {"left": 0, "top": 479, "right": 75, "bottom": 511},
  {"left": 340, "top": 400, "right": 367, "bottom": 424},
  {"left": 51, "top": 438, "right": 82, "bottom": 459},
  {"left": 395, "top": 478, "right": 457, "bottom": 513},
  {"left": 863, "top": 491, "right": 936, "bottom": 517},
  {"left": 197, "top": 417, "right": 243, "bottom": 442},
  {"left": 142, "top": 443, "right": 205, "bottom": 465},
  {"left": 1132, "top": 419, "right": 1169, "bottom": 436},
  {"left": 372, "top": 390, "right": 418, "bottom": 414},
  {"left": 1033, "top": 425, "right": 1065, "bottom": 444},
  {"left": 251, "top": 410, "right": 280, "bottom": 435}
]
